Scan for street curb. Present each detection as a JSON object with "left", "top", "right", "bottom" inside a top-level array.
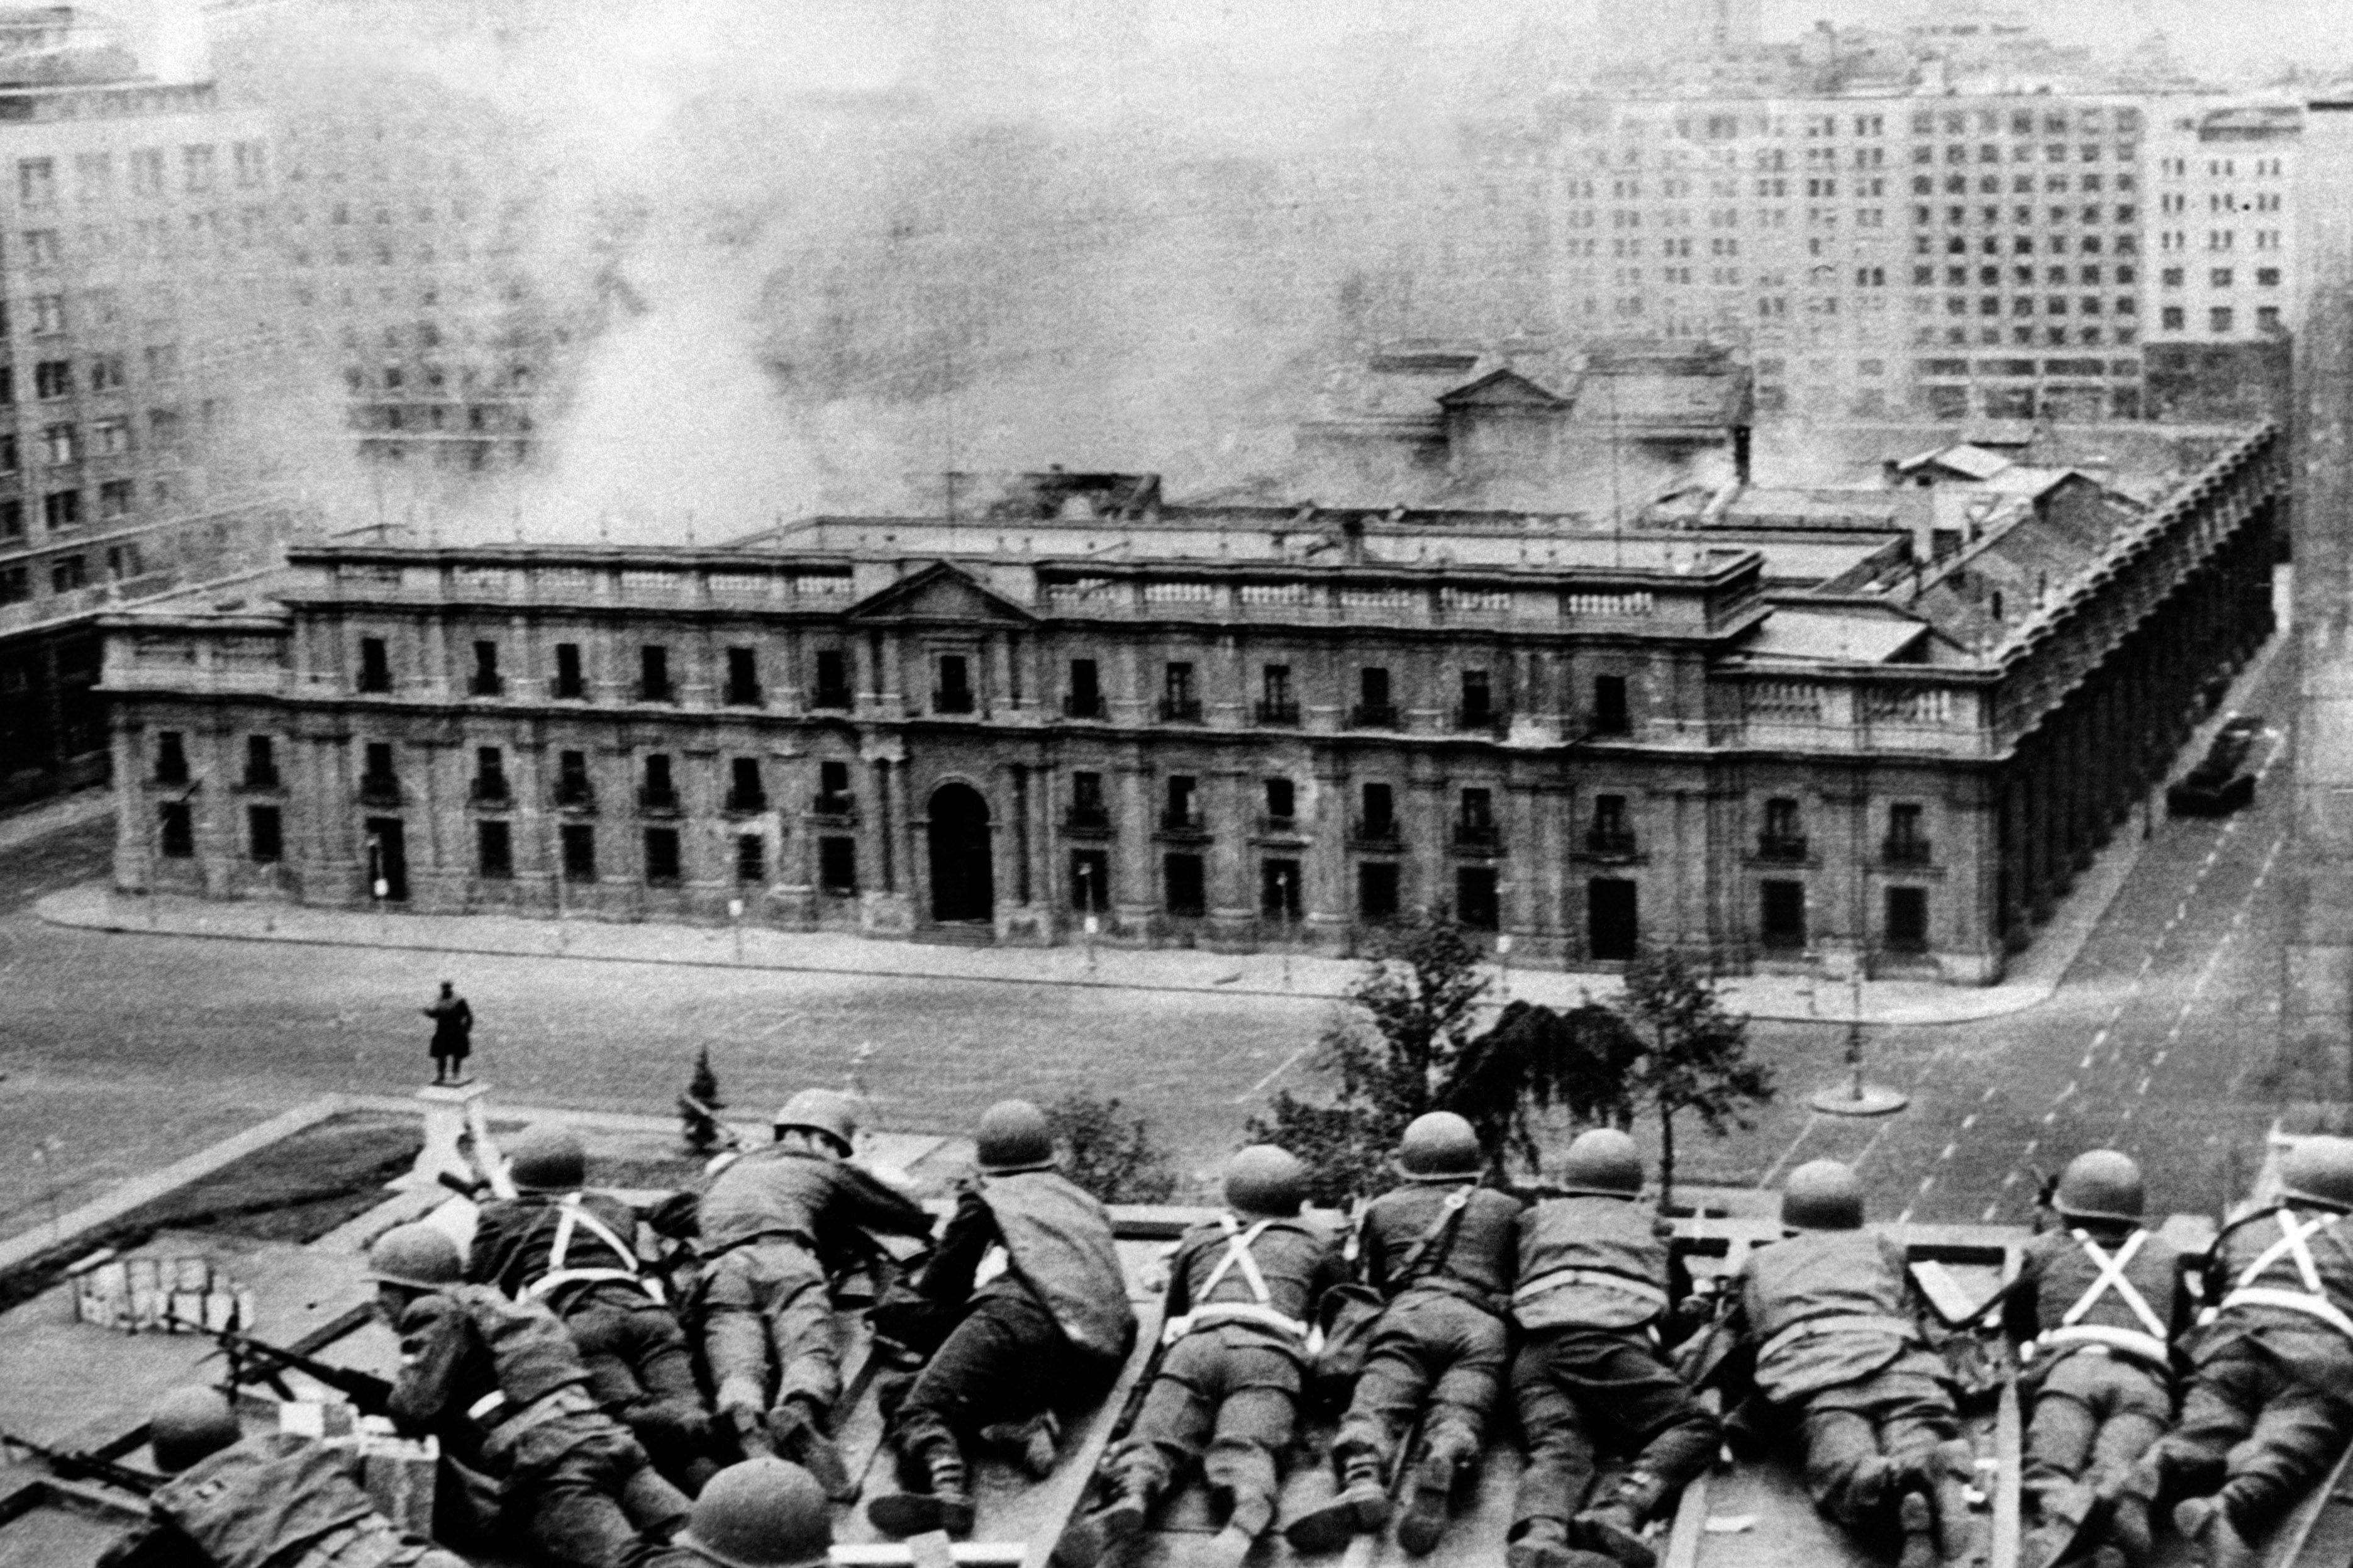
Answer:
[{"left": 0, "top": 1093, "right": 348, "bottom": 1277}]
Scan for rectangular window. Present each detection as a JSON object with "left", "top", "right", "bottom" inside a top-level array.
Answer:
[
  {"left": 1067, "top": 657, "right": 1102, "bottom": 718},
  {"left": 813, "top": 648, "right": 849, "bottom": 707},
  {"left": 1593, "top": 674, "right": 1630, "bottom": 733},
  {"left": 98, "top": 479, "right": 131, "bottom": 518},
  {"left": 557, "top": 750, "right": 593, "bottom": 807},
  {"left": 1761, "top": 879, "right": 1807, "bottom": 948},
  {"left": 1590, "top": 879, "right": 1640, "bottom": 960},
  {"left": 357, "top": 636, "right": 391, "bottom": 692},
  {"left": 0, "top": 501, "right": 16, "bottom": 539},
  {"left": 50, "top": 553, "right": 85, "bottom": 592},
  {"left": 1257, "top": 663, "right": 1297, "bottom": 724},
  {"left": 470, "top": 640, "right": 501, "bottom": 696},
  {"left": 934, "top": 652, "right": 973, "bottom": 713},
  {"left": 34, "top": 360, "right": 69, "bottom": 399},
  {"left": 1070, "top": 769, "right": 1106, "bottom": 829},
  {"left": 43, "top": 423, "right": 75, "bottom": 465},
  {"left": 818, "top": 759, "right": 853, "bottom": 813},
  {"left": 1262, "top": 858, "right": 1303, "bottom": 920},
  {"left": 248, "top": 804, "right": 282, "bottom": 863},
  {"left": 1886, "top": 886, "right": 1929, "bottom": 952},
  {"left": 2210, "top": 307, "right": 2235, "bottom": 333},
  {"left": 736, "top": 833, "right": 765, "bottom": 884},
  {"left": 42, "top": 489, "right": 77, "bottom": 530},
  {"left": 1357, "top": 862, "right": 1400, "bottom": 923},
  {"left": 155, "top": 730, "right": 189, "bottom": 784},
  {"left": 1360, "top": 781, "right": 1396, "bottom": 839},
  {"left": 641, "top": 753, "right": 677, "bottom": 810},
  {"left": 1886, "top": 803, "right": 1929, "bottom": 863},
  {"left": 553, "top": 642, "right": 584, "bottom": 699},
  {"left": 560, "top": 824, "right": 597, "bottom": 881},
  {"left": 1071, "top": 848, "right": 1110, "bottom": 911},
  {"left": 643, "top": 826, "right": 682, "bottom": 884},
  {"left": 1355, "top": 667, "right": 1395, "bottom": 727},
  {"left": 477, "top": 820, "right": 513, "bottom": 879},
  {"left": 16, "top": 157, "right": 53, "bottom": 208},
  {"left": 729, "top": 757, "right": 766, "bottom": 812},
  {"left": 1161, "top": 661, "right": 1198, "bottom": 720},
  {"left": 1456, "top": 865, "right": 1499, "bottom": 931},
  {"left": 1164, "top": 774, "right": 1199, "bottom": 830},
  {"left": 472, "top": 746, "right": 508, "bottom": 802},
  {"left": 243, "top": 735, "right": 277, "bottom": 788},
  {"left": 1459, "top": 668, "right": 1493, "bottom": 725},
  {"left": 725, "top": 647, "right": 760, "bottom": 706},
  {"left": 1164, "top": 852, "right": 1206, "bottom": 916},
  {"left": 639, "top": 645, "right": 671, "bottom": 702},
  {"left": 819, "top": 835, "right": 858, "bottom": 894},
  {"left": 1761, "top": 797, "right": 1805, "bottom": 858},
  {"left": 159, "top": 801, "right": 193, "bottom": 857},
  {"left": 182, "top": 145, "right": 214, "bottom": 193},
  {"left": 1264, "top": 776, "right": 1295, "bottom": 823}
]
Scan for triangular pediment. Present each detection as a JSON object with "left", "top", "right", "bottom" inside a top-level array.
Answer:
[
  {"left": 847, "top": 560, "right": 1037, "bottom": 624},
  {"left": 1436, "top": 367, "right": 1569, "bottom": 410}
]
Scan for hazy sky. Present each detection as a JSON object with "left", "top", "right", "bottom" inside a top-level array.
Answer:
[{"left": 1759, "top": 0, "right": 2353, "bottom": 78}]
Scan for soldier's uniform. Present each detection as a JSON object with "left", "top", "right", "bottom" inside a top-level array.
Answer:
[
  {"left": 1724, "top": 1161, "right": 1968, "bottom": 1567},
  {"left": 2115, "top": 1136, "right": 2353, "bottom": 1564},
  {"left": 388, "top": 1281, "right": 690, "bottom": 1568},
  {"left": 693, "top": 1118, "right": 933, "bottom": 1464},
  {"left": 468, "top": 1183, "right": 715, "bottom": 1472},
  {"left": 98, "top": 1433, "right": 466, "bottom": 1568},
  {"left": 868, "top": 1102, "right": 1138, "bottom": 1539},
  {"left": 1506, "top": 1130, "right": 1718, "bottom": 1568}
]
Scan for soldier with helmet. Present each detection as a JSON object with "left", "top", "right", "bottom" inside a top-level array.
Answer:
[
  {"left": 1996, "top": 1149, "right": 2187, "bottom": 1568},
  {"left": 1064, "top": 1144, "right": 1347, "bottom": 1568},
  {"left": 96, "top": 1386, "right": 467, "bottom": 1568},
  {"left": 864, "top": 1099, "right": 1138, "bottom": 1539},
  {"left": 1285, "top": 1111, "right": 1525, "bottom": 1557},
  {"left": 1501, "top": 1129, "right": 1718, "bottom": 1568},
  {"left": 367, "top": 1221, "right": 691, "bottom": 1568},
  {"left": 466, "top": 1125, "right": 718, "bottom": 1491},
  {"left": 658, "top": 1457, "right": 833, "bottom": 1568},
  {"left": 693, "top": 1087, "right": 935, "bottom": 1494},
  {"left": 1721, "top": 1160, "right": 1970, "bottom": 1568},
  {"left": 2105, "top": 1133, "right": 2353, "bottom": 1568}
]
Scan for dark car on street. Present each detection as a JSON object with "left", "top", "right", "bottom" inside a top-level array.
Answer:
[{"left": 2167, "top": 714, "right": 2264, "bottom": 816}]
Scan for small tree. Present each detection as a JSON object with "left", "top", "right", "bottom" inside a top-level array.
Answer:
[
  {"left": 1044, "top": 1092, "right": 1179, "bottom": 1204},
  {"left": 1444, "top": 999, "right": 1645, "bottom": 1176},
  {"left": 679, "top": 1046, "right": 726, "bottom": 1154},
  {"left": 1613, "top": 947, "right": 1774, "bottom": 1213}
]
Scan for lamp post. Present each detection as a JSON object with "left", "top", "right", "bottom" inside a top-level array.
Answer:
[
  {"left": 1077, "top": 860, "right": 1098, "bottom": 974},
  {"left": 1278, "top": 866, "right": 1294, "bottom": 990},
  {"left": 1809, "top": 958, "right": 1907, "bottom": 1116},
  {"left": 365, "top": 831, "right": 388, "bottom": 941},
  {"left": 1496, "top": 933, "right": 1513, "bottom": 1000}
]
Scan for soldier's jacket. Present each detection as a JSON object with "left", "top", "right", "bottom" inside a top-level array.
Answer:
[
  {"left": 1727, "top": 1229, "right": 1940, "bottom": 1403},
  {"left": 1512, "top": 1194, "right": 1683, "bottom": 1333},
  {"left": 1360, "top": 1181, "right": 1521, "bottom": 1311},
  {"left": 2193, "top": 1201, "right": 2353, "bottom": 1357},
  {"left": 2003, "top": 1225, "right": 2189, "bottom": 1374},
  {"left": 920, "top": 1171, "right": 1138, "bottom": 1359},
  {"left": 697, "top": 1144, "right": 933, "bottom": 1258},
  {"left": 387, "top": 1284, "right": 598, "bottom": 1467},
  {"left": 97, "top": 1434, "right": 382, "bottom": 1568},
  {"left": 467, "top": 1189, "right": 649, "bottom": 1304},
  {"left": 1162, "top": 1210, "right": 1347, "bottom": 1357}
]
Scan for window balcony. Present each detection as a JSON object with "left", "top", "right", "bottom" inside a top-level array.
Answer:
[
  {"left": 638, "top": 786, "right": 681, "bottom": 815},
  {"left": 241, "top": 768, "right": 281, "bottom": 792},
  {"left": 1756, "top": 833, "right": 1810, "bottom": 863},
  {"left": 1062, "top": 692, "right": 1106, "bottom": 720},
  {"left": 811, "top": 687, "right": 852, "bottom": 711},
  {"left": 1350, "top": 818, "right": 1402, "bottom": 848},
  {"left": 1349, "top": 702, "right": 1400, "bottom": 730},
  {"left": 469, "top": 777, "right": 509, "bottom": 805},
  {"left": 469, "top": 674, "right": 504, "bottom": 698},
  {"left": 1158, "top": 808, "right": 1210, "bottom": 838},
  {"left": 725, "top": 788, "right": 769, "bottom": 815},
  {"left": 1454, "top": 705, "right": 1506, "bottom": 735},
  {"left": 1258, "top": 812, "right": 1304, "bottom": 838},
  {"left": 1453, "top": 821, "right": 1501, "bottom": 851},
  {"left": 1158, "top": 696, "right": 1203, "bottom": 723},
  {"left": 359, "top": 777, "right": 401, "bottom": 808},
  {"left": 1585, "top": 826, "right": 1638, "bottom": 858},
  {"left": 1883, "top": 838, "right": 1933, "bottom": 866},
  {"left": 553, "top": 783, "right": 596, "bottom": 812},
  {"left": 725, "top": 682, "right": 763, "bottom": 708},
  {"left": 1254, "top": 698, "right": 1301, "bottom": 727},
  {"left": 811, "top": 792, "right": 857, "bottom": 820},
  {"left": 1064, "top": 806, "right": 1112, "bottom": 836},
  {"left": 638, "top": 679, "right": 674, "bottom": 704},
  {"left": 932, "top": 687, "right": 976, "bottom": 715}
]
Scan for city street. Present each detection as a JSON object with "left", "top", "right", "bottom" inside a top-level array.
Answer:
[{"left": 0, "top": 631, "right": 2303, "bottom": 1238}]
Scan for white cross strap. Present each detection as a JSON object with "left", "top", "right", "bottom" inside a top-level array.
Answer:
[
  {"left": 521, "top": 1195, "right": 663, "bottom": 1304},
  {"left": 2220, "top": 1211, "right": 2353, "bottom": 1343},
  {"left": 2039, "top": 1229, "right": 2168, "bottom": 1367},
  {"left": 1162, "top": 1213, "right": 1308, "bottom": 1345}
]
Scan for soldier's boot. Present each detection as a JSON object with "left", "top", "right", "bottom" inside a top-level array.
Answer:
[
  {"left": 1398, "top": 1428, "right": 1477, "bottom": 1556},
  {"left": 1572, "top": 1469, "right": 1670, "bottom": 1568},
  {"left": 1205, "top": 1487, "right": 1276, "bottom": 1568},
  {"left": 722, "top": 1402, "right": 775, "bottom": 1462},
  {"left": 2024, "top": 1479, "right": 2101, "bottom": 1568},
  {"left": 2102, "top": 1495, "right": 2152, "bottom": 1568},
  {"left": 1057, "top": 1471, "right": 1160, "bottom": 1568},
  {"left": 868, "top": 1440, "right": 977, "bottom": 1539},
  {"left": 770, "top": 1397, "right": 855, "bottom": 1502},
  {"left": 1897, "top": 1491, "right": 1940, "bottom": 1568},
  {"left": 1928, "top": 1440, "right": 1979, "bottom": 1562},
  {"left": 2173, "top": 1496, "right": 2258, "bottom": 1568},
  {"left": 1505, "top": 1519, "right": 1582, "bottom": 1568},
  {"left": 1285, "top": 1448, "right": 1392, "bottom": 1554},
  {"left": 979, "top": 1409, "right": 1062, "bottom": 1481}
]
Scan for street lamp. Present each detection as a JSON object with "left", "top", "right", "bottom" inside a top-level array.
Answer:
[
  {"left": 365, "top": 831, "right": 389, "bottom": 939},
  {"left": 1277, "top": 866, "right": 1294, "bottom": 990},
  {"left": 1077, "top": 860, "right": 1098, "bottom": 974},
  {"left": 1809, "top": 960, "right": 1908, "bottom": 1116}
]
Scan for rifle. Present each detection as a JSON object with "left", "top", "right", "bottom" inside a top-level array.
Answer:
[
  {"left": 0, "top": 1430, "right": 159, "bottom": 1495},
  {"left": 166, "top": 1315, "right": 395, "bottom": 1416}
]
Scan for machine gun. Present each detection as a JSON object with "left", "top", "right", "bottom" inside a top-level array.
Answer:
[
  {"left": 165, "top": 1315, "right": 394, "bottom": 1417},
  {"left": 0, "top": 1430, "right": 159, "bottom": 1496}
]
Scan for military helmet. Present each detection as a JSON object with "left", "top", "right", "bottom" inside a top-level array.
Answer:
[
  {"left": 1395, "top": 1112, "right": 1484, "bottom": 1181},
  {"left": 773, "top": 1089, "right": 858, "bottom": 1153},
  {"left": 150, "top": 1386, "right": 241, "bottom": 1474},
  {"left": 367, "top": 1221, "right": 463, "bottom": 1290},
  {"left": 1224, "top": 1145, "right": 1308, "bottom": 1218},
  {"left": 2053, "top": 1149, "right": 2145, "bottom": 1225},
  {"left": 1557, "top": 1128, "right": 1644, "bottom": 1199},
  {"left": 1781, "top": 1160, "right": 1866, "bottom": 1232},
  {"left": 975, "top": 1099, "right": 1057, "bottom": 1175},
  {"left": 507, "top": 1126, "right": 586, "bottom": 1193},
  {"left": 2281, "top": 1135, "right": 2353, "bottom": 1213},
  {"left": 675, "top": 1458, "right": 833, "bottom": 1568}
]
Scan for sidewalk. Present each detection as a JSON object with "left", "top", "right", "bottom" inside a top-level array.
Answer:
[{"left": 0, "top": 785, "right": 111, "bottom": 855}]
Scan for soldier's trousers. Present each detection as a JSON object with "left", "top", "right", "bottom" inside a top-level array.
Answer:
[
  {"left": 1790, "top": 1367, "right": 1961, "bottom": 1530},
  {"left": 563, "top": 1284, "right": 708, "bottom": 1440},
  {"left": 698, "top": 1238, "right": 840, "bottom": 1419},
  {"left": 1508, "top": 1325, "right": 1720, "bottom": 1533},
  {"left": 1336, "top": 1290, "right": 1508, "bottom": 1469},
  {"left": 2021, "top": 1350, "right": 2170, "bottom": 1504},
  {"left": 1114, "top": 1328, "right": 1301, "bottom": 1530},
  {"left": 2123, "top": 1326, "right": 2353, "bottom": 1537},
  {"left": 896, "top": 1289, "right": 1120, "bottom": 1462},
  {"left": 494, "top": 1411, "right": 691, "bottom": 1568}
]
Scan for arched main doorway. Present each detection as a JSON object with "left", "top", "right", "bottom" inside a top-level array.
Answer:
[{"left": 927, "top": 782, "right": 995, "bottom": 923}]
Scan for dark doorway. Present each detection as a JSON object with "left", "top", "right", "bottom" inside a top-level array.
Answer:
[
  {"left": 1588, "top": 877, "right": 1637, "bottom": 960},
  {"left": 1761, "top": 879, "right": 1806, "bottom": 950},
  {"left": 365, "top": 817, "right": 409, "bottom": 902},
  {"left": 928, "top": 782, "right": 994, "bottom": 922}
]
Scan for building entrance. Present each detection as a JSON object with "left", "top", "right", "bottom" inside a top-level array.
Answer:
[{"left": 927, "top": 783, "right": 994, "bottom": 923}]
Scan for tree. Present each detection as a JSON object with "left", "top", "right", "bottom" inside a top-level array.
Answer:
[
  {"left": 1613, "top": 947, "right": 1774, "bottom": 1214},
  {"left": 1444, "top": 999, "right": 1645, "bottom": 1175},
  {"left": 679, "top": 1046, "right": 726, "bottom": 1154},
  {"left": 1044, "top": 1091, "right": 1179, "bottom": 1204}
]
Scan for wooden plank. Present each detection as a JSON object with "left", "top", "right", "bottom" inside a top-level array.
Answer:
[
  {"left": 1660, "top": 1393, "right": 1723, "bottom": 1568},
  {"left": 2257, "top": 1436, "right": 2353, "bottom": 1567},
  {"left": 1989, "top": 1244, "right": 2022, "bottom": 1568},
  {"left": 1013, "top": 1301, "right": 1167, "bottom": 1568}
]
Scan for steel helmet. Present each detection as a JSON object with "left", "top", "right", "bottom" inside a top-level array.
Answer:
[
  {"left": 2052, "top": 1150, "right": 2145, "bottom": 1225},
  {"left": 1224, "top": 1145, "right": 1308, "bottom": 1218},
  {"left": 508, "top": 1127, "right": 586, "bottom": 1194},
  {"left": 1781, "top": 1160, "right": 1866, "bottom": 1232},
  {"left": 150, "top": 1387, "right": 241, "bottom": 1474},
  {"left": 975, "top": 1099, "right": 1057, "bottom": 1174},
  {"left": 1557, "top": 1128, "right": 1644, "bottom": 1199},
  {"left": 367, "top": 1222, "right": 463, "bottom": 1290},
  {"left": 1396, "top": 1113, "right": 1484, "bottom": 1181},
  {"left": 675, "top": 1458, "right": 833, "bottom": 1568},
  {"left": 2281, "top": 1135, "right": 2353, "bottom": 1213},
  {"left": 773, "top": 1089, "right": 858, "bottom": 1153}
]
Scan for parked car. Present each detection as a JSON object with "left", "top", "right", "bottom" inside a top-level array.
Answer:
[{"left": 2167, "top": 714, "right": 2264, "bottom": 816}]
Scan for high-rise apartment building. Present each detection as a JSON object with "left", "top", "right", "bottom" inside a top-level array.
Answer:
[{"left": 2142, "top": 101, "right": 2300, "bottom": 421}]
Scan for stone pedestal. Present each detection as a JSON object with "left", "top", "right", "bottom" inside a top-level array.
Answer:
[{"left": 399, "top": 1081, "right": 491, "bottom": 1193}]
